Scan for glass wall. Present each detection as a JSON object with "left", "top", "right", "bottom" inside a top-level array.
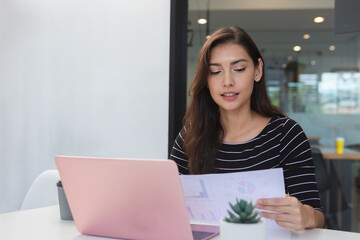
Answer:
[{"left": 187, "top": 0, "right": 360, "bottom": 148}]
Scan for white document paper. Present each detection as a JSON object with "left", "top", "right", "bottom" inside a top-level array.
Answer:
[{"left": 180, "top": 168, "right": 286, "bottom": 228}]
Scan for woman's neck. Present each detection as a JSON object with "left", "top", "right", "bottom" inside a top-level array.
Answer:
[
  {"left": 220, "top": 108, "right": 253, "bottom": 132},
  {"left": 220, "top": 109, "right": 269, "bottom": 144}
]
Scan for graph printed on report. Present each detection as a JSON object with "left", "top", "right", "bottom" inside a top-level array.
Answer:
[{"left": 180, "top": 168, "right": 285, "bottom": 224}]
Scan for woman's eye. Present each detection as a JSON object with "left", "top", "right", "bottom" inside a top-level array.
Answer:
[
  {"left": 210, "top": 70, "right": 221, "bottom": 75},
  {"left": 234, "top": 68, "right": 245, "bottom": 72}
]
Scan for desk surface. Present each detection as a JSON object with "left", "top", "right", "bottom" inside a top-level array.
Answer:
[
  {"left": 317, "top": 146, "right": 360, "bottom": 160},
  {"left": 308, "top": 136, "right": 320, "bottom": 141},
  {"left": 1, "top": 206, "right": 360, "bottom": 240}
]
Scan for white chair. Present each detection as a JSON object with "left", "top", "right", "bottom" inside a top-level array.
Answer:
[{"left": 21, "top": 169, "right": 60, "bottom": 210}]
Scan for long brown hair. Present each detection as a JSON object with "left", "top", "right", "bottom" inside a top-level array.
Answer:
[{"left": 183, "top": 26, "right": 284, "bottom": 174}]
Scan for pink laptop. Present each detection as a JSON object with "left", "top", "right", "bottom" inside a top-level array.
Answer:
[{"left": 55, "top": 156, "right": 219, "bottom": 240}]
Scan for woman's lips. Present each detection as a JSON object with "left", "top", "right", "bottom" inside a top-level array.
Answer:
[{"left": 220, "top": 92, "right": 239, "bottom": 100}]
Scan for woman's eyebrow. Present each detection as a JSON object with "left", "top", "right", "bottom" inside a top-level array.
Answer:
[
  {"left": 209, "top": 59, "right": 248, "bottom": 66},
  {"left": 230, "top": 59, "right": 248, "bottom": 65}
]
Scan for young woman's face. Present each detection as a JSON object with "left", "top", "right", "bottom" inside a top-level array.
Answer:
[{"left": 207, "top": 43, "right": 263, "bottom": 114}]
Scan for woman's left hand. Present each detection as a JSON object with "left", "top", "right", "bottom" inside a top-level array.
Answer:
[{"left": 256, "top": 194, "right": 314, "bottom": 231}]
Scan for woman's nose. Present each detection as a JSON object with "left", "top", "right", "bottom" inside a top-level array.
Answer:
[{"left": 223, "top": 72, "right": 234, "bottom": 87}]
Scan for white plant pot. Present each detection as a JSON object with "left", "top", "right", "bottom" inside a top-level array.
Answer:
[{"left": 220, "top": 219, "right": 266, "bottom": 240}]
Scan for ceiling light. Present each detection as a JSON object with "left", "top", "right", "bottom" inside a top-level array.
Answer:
[
  {"left": 293, "top": 46, "right": 301, "bottom": 52},
  {"left": 197, "top": 18, "right": 207, "bottom": 24},
  {"left": 329, "top": 45, "right": 336, "bottom": 51},
  {"left": 310, "top": 60, "right": 316, "bottom": 66},
  {"left": 314, "top": 17, "right": 324, "bottom": 23},
  {"left": 303, "top": 34, "right": 311, "bottom": 39}
]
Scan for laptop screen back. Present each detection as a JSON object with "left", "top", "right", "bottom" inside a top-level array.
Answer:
[{"left": 55, "top": 156, "right": 195, "bottom": 240}]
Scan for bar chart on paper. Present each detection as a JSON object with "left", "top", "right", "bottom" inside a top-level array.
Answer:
[
  {"left": 182, "top": 179, "right": 209, "bottom": 198},
  {"left": 182, "top": 178, "right": 225, "bottom": 221},
  {"left": 180, "top": 168, "right": 286, "bottom": 224}
]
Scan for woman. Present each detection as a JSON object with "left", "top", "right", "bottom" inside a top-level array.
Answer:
[{"left": 170, "top": 26, "right": 324, "bottom": 230}]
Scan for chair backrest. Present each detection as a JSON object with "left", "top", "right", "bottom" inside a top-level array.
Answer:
[
  {"left": 21, "top": 169, "right": 60, "bottom": 210},
  {"left": 311, "top": 146, "right": 351, "bottom": 229},
  {"left": 311, "top": 147, "right": 331, "bottom": 193}
]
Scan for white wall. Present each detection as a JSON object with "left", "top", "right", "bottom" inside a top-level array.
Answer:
[{"left": 0, "top": 0, "right": 170, "bottom": 213}]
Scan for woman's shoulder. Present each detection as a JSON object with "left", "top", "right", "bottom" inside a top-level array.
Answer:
[
  {"left": 269, "top": 115, "right": 298, "bottom": 127},
  {"left": 268, "top": 115, "right": 308, "bottom": 142},
  {"left": 266, "top": 115, "right": 304, "bottom": 134}
]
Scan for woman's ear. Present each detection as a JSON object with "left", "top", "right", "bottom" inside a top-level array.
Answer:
[{"left": 255, "top": 58, "right": 263, "bottom": 82}]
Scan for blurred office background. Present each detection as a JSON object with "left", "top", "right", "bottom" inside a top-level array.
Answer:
[{"left": 187, "top": 0, "right": 360, "bottom": 232}]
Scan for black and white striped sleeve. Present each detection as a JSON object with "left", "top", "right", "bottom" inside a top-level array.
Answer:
[
  {"left": 279, "top": 119, "right": 323, "bottom": 212},
  {"left": 170, "top": 130, "right": 190, "bottom": 174}
]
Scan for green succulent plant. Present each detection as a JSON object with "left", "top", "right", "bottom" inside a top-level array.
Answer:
[{"left": 224, "top": 198, "right": 260, "bottom": 224}]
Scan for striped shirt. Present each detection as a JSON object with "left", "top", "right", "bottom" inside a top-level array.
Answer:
[{"left": 170, "top": 116, "right": 322, "bottom": 212}]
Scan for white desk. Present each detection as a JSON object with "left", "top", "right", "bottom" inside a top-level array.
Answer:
[
  {"left": 1, "top": 206, "right": 360, "bottom": 240},
  {"left": 318, "top": 146, "right": 360, "bottom": 161}
]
